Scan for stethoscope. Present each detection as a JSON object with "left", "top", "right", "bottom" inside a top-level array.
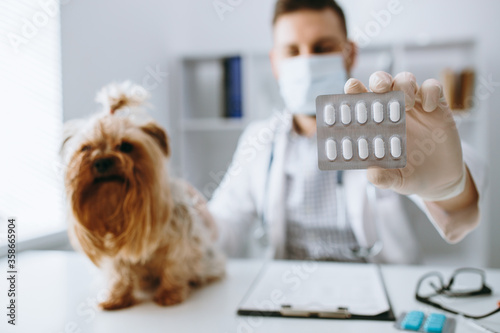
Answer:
[{"left": 253, "top": 133, "right": 383, "bottom": 260}]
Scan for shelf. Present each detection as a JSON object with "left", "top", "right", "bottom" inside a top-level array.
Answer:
[
  {"left": 180, "top": 51, "right": 269, "bottom": 61},
  {"left": 359, "top": 39, "right": 476, "bottom": 52},
  {"left": 402, "top": 38, "right": 475, "bottom": 51},
  {"left": 180, "top": 118, "right": 248, "bottom": 131}
]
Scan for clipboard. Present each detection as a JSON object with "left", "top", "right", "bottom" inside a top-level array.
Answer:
[{"left": 237, "top": 260, "right": 395, "bottom": 321}]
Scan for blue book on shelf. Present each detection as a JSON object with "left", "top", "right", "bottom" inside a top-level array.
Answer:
[{"left": 224, "top": 56, "right": 242, "bottom": 118}]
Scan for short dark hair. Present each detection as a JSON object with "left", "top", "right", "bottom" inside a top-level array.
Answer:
[{"left": 272, "top": 0, "right": 347, "bottom": 36}]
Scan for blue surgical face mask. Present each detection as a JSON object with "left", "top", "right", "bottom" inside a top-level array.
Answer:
[{"left": 278, "top": 54, "right": 347, "bottom": 115}]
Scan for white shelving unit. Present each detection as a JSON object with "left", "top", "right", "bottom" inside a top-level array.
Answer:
[
  {"left": 353, "top": 39, "right": 484, "bottom": 154},
  {"left": 175, "top": 52, "right": 282, "bottom": 198}
]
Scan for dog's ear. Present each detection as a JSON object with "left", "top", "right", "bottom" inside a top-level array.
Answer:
[
  {"left": 141, "top": 122, "right": 169, "bottom": 156},
  {"left": 60, "top": 119, "right": 85, "bottom": 159}
]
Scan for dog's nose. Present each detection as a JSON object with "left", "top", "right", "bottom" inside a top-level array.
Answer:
[{"left": 94, "top": 158, "right": 114, "bottom": 174}]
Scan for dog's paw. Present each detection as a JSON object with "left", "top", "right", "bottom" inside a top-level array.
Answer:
[
  {"left": 99, "top": 294, "right": 135, "bottom": 310},
  {"left": 153, "top": 287, "right": 188, "bottom": 306},
  {"left": 189, "top": 271, "right": 224, "bottom": 287}
]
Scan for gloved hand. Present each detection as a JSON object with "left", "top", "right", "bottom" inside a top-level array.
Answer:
[{"left": 345, "top": 71, "right": 467, "bottom": 201}]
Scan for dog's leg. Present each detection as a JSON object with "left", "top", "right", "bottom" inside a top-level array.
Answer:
[
  {"left": 153, "top": 266, "right": 190, "bottom": 306},
  {"left": 99, "top": 264, "right": 136, "bottom": 310},
  {"left": 189, "top": 247, "right": 226, "bottom": 287}
]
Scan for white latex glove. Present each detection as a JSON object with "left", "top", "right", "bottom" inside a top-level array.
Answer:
[{"left": 345, "top": 71, "right": 467, "bottom": 201}]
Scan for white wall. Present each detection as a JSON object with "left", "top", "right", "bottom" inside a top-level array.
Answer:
[
  {"left": 61, "top": 0, "right": 500, "bottom": 267},
  {"left": 60, "top": 0, "right": 275, "bottom": 126}
]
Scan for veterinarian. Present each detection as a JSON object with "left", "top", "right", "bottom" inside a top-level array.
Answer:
[{"left": 208, "top": 0, "right": 486, "bottom": 263}]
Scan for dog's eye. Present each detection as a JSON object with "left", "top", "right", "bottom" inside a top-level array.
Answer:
[
  {"left": 119, "top": 142, "right": 133, "bottom": 153},
  {"left": 81, "top": 145, "right": 91, "bottom": 152}
]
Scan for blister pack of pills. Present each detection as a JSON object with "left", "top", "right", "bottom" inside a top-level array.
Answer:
[
  {"left": 395, "top": 311, "right": 456, "bottom": 333},
  {"left": 316, "top": 91, "right": 407, "bottom": 171}
]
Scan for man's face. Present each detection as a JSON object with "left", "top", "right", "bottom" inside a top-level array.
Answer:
[{"left": 270, "top": 9, "right": 356, "bottom": 79}]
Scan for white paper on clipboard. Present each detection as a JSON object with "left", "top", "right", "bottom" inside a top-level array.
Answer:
[{"left": 238, "top": 260, "right": 390, "bottom": 316}]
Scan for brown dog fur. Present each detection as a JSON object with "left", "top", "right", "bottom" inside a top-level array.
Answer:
[{"left": 62, "top": 82, "right": 225, "bottom": 310}]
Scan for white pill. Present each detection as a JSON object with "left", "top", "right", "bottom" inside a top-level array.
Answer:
[
  {"left": 356, "top": 102, "right": 367, "bottom": 124},
  {"left": 358, "top": 138, "right": 369, "bottom": 160},
  {"left": 341, "top": 104, "right": 351, "bottom": 125},
  {"left": 324, "top": 105, "right": 335, "bottom": 125},
  {"left": 390, "top": 136, "right": 402, "bottom": 158},
  {"left": 326, "top": 138, "right": 337, "bottom": 161},
  {"left": 342, "top": 138, "right": 353, "bottom": 160},
  {"left": 389, "top": 101, "right": 401, "bottom": 122},
  {"left": 374, "top": 137, "right": 385, "bottom": 159},
  {"left": 372, "top": 101, "right": 384, "bottom": 123}
]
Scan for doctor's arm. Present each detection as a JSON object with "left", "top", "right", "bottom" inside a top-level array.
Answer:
[
  {"left": 207, "top": 124, "right": 263, "bottom": 256},
  {"left": 418, "top": 143, "right": 484, "bottom": 243},
  {"left": 345, "top": 71, "right": 484, "bottom": 243}
]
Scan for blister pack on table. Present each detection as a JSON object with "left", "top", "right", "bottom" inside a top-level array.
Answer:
[
  {"left": 395, "top": 311, "right": 456, "bottom": 333},
  {"left": 316, "top": 91, "right": 407, "bottom": 171}
]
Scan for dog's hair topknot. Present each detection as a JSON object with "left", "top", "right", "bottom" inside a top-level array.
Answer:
[{"left": 95, "top": 81, "right": 150, "bottom": 114}]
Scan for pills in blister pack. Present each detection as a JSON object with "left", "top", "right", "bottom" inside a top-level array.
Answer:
[
  {"left": 395, "top": 311, "right": 456, "bottom": 333},
  {"left": 316, "top": 91, "right": 407, "bottom": 171}
]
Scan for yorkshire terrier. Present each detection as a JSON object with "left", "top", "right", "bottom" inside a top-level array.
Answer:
[{"left": 61, "top": 82, "right": 225, "bottom": 310}]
